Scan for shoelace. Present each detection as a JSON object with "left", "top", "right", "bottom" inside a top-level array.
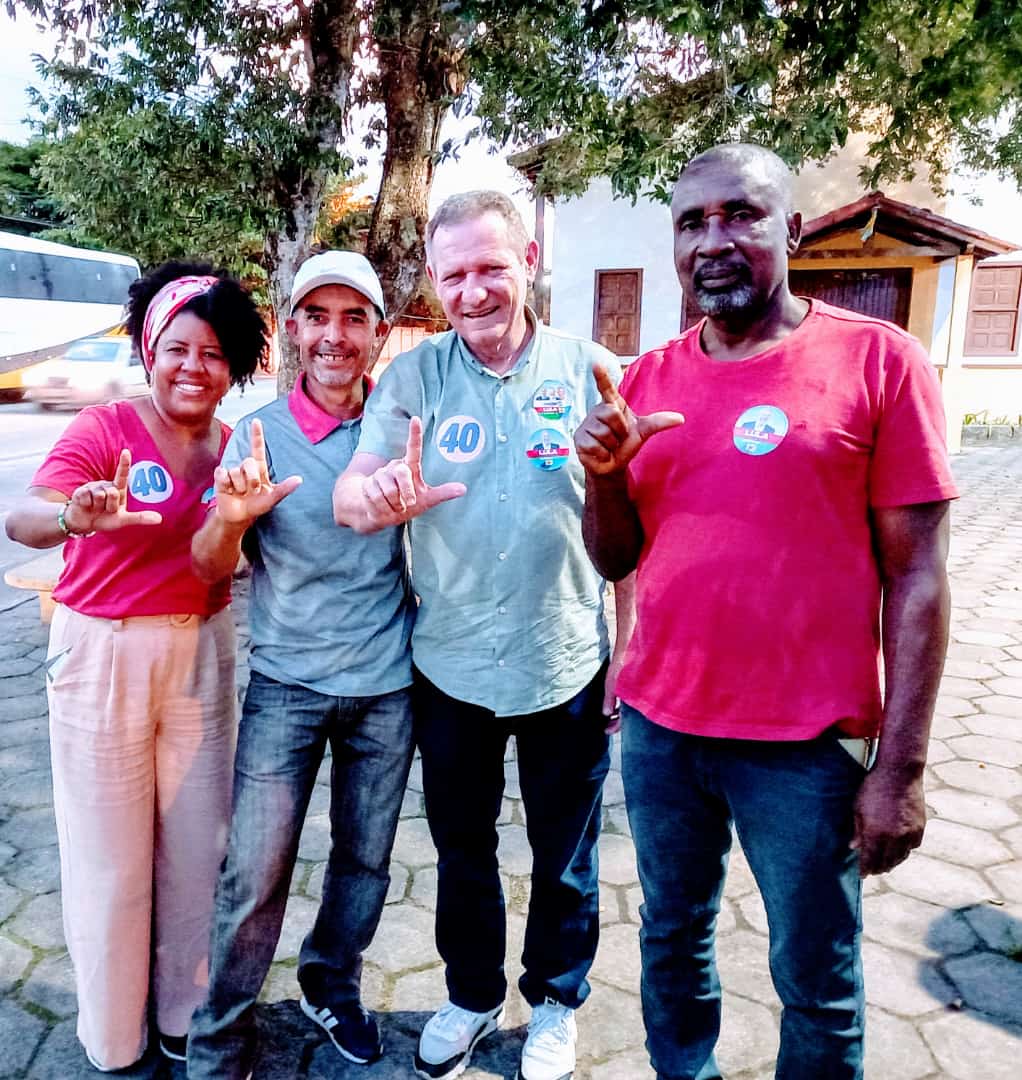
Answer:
[{"left": 528, "top": 1003, "right": 572, "bottom": 1045}]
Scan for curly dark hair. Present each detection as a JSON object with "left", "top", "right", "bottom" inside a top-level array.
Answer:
[{"left": 125, "top": 260, "right": 267, "bottom": 388}]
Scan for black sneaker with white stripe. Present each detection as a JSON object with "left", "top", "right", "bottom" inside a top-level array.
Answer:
[{"left": 300, "top": 995, "right": 383, "bottom": 1065}]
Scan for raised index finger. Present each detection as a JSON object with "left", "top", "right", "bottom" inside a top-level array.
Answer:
[
  {"left": 113, "top": 448, "right": 132, "bottom": 492},
  {"left": 404, "top": 416, "right": 424, "bottom": 472},
  {"left": 250, "top": 418, "right": 268, "bottom": 469},
  {"left": 594, "top": 363, "right": 626, "bottom": 411}
]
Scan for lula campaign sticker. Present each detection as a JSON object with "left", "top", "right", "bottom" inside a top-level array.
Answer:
[
  {"left": 128, "top": 460, "right": 175, "bottom": 503},
  {"left": 435, "top": 415, "right": 486, "bottom": 463},
  {"left": 526, "top": 428, "right": 571, "bottom": 471},
  {"left": 733, "top": 405, "right": 788, "bottom": 457},
  {"left": 532, "top": 380, "right": 572, "bottom": 422}
]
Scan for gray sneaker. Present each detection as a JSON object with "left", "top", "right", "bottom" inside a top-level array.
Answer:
[{"left": 414, "top": 1001, "right": 504, "bottom": 1079}]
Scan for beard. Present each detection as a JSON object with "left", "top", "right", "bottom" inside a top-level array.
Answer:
[
  {"left": 691, "top": 262, "right": 763, "bottom": 318},
  {"left": 693, "top": 282, "right": 760, "bottom": 317}
]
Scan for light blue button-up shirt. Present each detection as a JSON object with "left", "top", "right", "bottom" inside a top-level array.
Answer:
[{"left": 357, "top": 317, "right": 620, "bottom": 716}]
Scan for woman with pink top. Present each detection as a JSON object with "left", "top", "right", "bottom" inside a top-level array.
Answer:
[{"left": 5, "top": 262, "right": 266, "bottom": 1072}]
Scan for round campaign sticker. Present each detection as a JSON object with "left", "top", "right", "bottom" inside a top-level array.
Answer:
[
  {"left": 733, "top": 405, "right": 789, "bottom": 457},
  {"left": 435, "top": 415, "right": 486, "bottom": 463},
  {"left": 127, "top": 459, "right": 175, "bottom": 503},
  {"left": 526, "top": 428, "right": 571, "bottom": 472},
  {"left": 532, "top": 379, "right": 573, "bottom": 422},
  {"left": 201, "top": 486, "right": 216, "bottom": 505}
]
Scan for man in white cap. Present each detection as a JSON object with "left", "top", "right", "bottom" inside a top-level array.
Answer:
[{"left": 187, "top": 252, "right": 416, "bottom": 1078}]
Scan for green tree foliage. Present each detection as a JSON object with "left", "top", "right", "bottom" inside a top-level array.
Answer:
[
  {"left": 34, "top": 106, "right": 270, "bottom": 283},
  {"left": 461, "top": 0, "right": 1022, "bottom": 201},
  {"left": 0, "top": 138, "right": 62, "bottom": 225},
  {"left": 12, "top": 0, "right": 1020, "bottom": 388},
  {"left": 10, "top": 0, "right": 468, "bottom": 386}
]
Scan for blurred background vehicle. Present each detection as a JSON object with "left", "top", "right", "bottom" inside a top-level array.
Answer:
[
  {"left": 0, "top": 365, "right": 29, "bottom": 402},
  {"left": 1, "top": 231, "right": 141, "bottom": 398},
  {"left": 22, "top": 335, "right": 147, "bottom": 409}
]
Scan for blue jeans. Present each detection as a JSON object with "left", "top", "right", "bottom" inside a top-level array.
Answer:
[
  {"left": 187, "top": 672, "right": 414, "bottom": 1080},
  {"left": 414, "top": 667, "right": 611, "bottom": 1012},
  {"left": 621, "top": 705, "right": 865, "bottom": 1080}
]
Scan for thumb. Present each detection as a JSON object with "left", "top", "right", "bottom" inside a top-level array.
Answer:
[
  {"left": 637, "top": 411, "right": 685, "bottom": 441},
  {"left": 120, "top": 510, "right": 163, "bottom": 527},
  {"left": 421, "top": 481, "right": 467, "bottom": 509},
  {"left": 269, "top": 475, "right": 303, "bottom": 506}
]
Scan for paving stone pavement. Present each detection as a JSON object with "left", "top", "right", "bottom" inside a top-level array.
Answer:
[{"left": 2, "top": 446, "right": 1022, "bottom": 1078}]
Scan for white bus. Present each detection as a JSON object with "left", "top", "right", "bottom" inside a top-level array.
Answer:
[{"left": 0, "top": 231, "right": 141, "bottom": 394}]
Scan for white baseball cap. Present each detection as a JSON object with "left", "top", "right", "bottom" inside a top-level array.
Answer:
[{"left": 289, "top": 251, "right": 386, "bottom": 319}]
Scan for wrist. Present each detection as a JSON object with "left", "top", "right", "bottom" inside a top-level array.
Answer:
[
  {"left": 871, "top": 757, "right": 926, "bottom": 786},
  {"left": 57, "top": 500, "right": 95, "bottom": 539},
  {"left": 214, "top": 507, "right": 251, "bottom": 534}
]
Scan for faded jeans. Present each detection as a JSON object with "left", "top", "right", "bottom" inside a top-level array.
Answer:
[
  {"left": 187, "top": 672, "right": 414, "bottom": 1080},
  {"left": 621, "top": 704, "right": 865, "bottom": 1080}
]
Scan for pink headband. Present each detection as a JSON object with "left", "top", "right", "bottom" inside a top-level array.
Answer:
[{"left": 140, "top": 275, "right": 219, "bottom": 372}]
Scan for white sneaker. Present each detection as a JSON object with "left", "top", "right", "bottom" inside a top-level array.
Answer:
[
  {"left": 518, "top": 998, "right": 577, "bottom": 1080},
  {"left": 414, "top": 1000, "right": 504, "bottom": 1079}
]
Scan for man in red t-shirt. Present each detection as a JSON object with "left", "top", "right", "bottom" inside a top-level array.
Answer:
[{"left": 574, "top": 143, "right": 955, "bottom": 1080}]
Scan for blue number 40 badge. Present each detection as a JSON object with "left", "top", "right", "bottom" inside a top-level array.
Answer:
[
  {"left": 435, "top": 415, "right": 486, "bottom": 463},
  {"left": 128, "top": 460, "right": 175, "bottom": 503}
]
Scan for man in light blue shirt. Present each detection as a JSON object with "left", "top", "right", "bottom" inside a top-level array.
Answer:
[
  {"left": 334, "top": 192, "right": 633, "bottom": 1080},
  {"left": 187, "top": 253, "right": 415, "bottom": 1079}
]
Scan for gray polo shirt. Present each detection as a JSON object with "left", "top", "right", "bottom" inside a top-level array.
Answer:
[
  {"left": 356, "top": 318, "right": 620, "bottom": 716},
  {"left": 225, "top": 379, "right": 413, "bottom": 697}
]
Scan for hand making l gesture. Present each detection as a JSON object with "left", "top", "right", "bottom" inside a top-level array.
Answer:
[
  {"left": 64, "top": 449, "right": 164, "bottom": 533},
  {"left": 574, "top": 364, "right": 685, "bottom": 475},
  {"left": 360, "top": 416, "right": 467, "bottom": 529},
  {"left": 214, "top": 418, "right": 302, "bottom": 525}
]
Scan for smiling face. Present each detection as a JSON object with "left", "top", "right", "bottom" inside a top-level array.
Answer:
[
  {"left": 671, "top": 155, "right": 801, "bottom": 324},
  {"left": 426, "top": 211, "right": 539, "bottom": 370},
  {"left": 285, "top": 283, "right": 388, "bottom": 405},
  {"left": 148, "top": 309, "right": 231, "bottom": 426}
]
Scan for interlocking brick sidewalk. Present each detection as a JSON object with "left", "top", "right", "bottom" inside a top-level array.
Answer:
[{"left": 1, "top": 446, "right": 1021, "bottom": 1078}]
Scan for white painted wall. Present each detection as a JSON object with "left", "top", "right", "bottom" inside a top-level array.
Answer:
[{"left": 548, "top": 178, "right": 681, "bottom": 358}]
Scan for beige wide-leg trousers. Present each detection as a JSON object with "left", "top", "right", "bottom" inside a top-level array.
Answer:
[{"left": 46, "top": 604, "right": 237, "bottom": 1070}]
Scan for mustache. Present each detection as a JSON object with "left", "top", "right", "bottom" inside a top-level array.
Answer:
[{"left": 694, "top": 261, "right": 751, "bottom": 289}]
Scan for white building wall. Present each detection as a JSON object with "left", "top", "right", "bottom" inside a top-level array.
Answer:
[{"left": 548, "top": 178, "right": 681, "bottom": 359}]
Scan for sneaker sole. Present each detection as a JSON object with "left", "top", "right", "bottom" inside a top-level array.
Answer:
[
  {"left": 413, "top": 1007, "right": 504, "bottom": 1080},
  {"left": 516, "top": 1071, "right": 574, "bottom": 1080},
  {"left": 299, "top": 995, "right": 383, "bottom": 1065}
]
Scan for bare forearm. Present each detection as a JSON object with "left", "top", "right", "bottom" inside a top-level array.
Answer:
[
  {"left": 612, "top": 572, "right": 637, "bottom": 652},
  {"left": 583, "top": 473, "right": 643, "bottom": 581},
  {"left": 877, "top": 567, "right": 951, "bottom": 777},
  {"left": 191, "top": 512, "right": 248, "bottom": 584},
  {"left": 5, "top": 494, "right": 69, "bottom": 549}
]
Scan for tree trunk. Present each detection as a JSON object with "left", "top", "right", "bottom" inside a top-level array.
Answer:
[
  {"left": 366, "top": 2, "right": 466, "bottom": 320},
  {"left": 266, "top": 188, "right": 324, "bottom": 394},
  {"left": 269, "top": 0, "right": 361, "bottom": 394}
]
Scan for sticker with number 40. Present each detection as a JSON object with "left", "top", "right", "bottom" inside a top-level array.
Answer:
[
  {"left": 128, "top": 460, "right": 175, "bottom": 503},
  {"left": 435, "top": 415, "right": 486, "bottom": 463}
]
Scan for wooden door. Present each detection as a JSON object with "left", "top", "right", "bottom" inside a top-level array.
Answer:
[{"left": 593, "top": 269, "right": 642, "bottom": 355}]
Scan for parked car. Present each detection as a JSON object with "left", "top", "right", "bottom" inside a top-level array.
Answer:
[{"left": 23, "top": 335, "right": 148, "bottom": 409}]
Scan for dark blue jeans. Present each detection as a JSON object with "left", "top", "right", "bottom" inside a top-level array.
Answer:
[
  {"left": 414, "top": 667, "right": 611, "bottom": 1013},
  {"left": 621, "top": 704, "right": 865, "bottom": 1080},
  {"left": 187, "top": 672, "right": 414, "bottom": 1080}
]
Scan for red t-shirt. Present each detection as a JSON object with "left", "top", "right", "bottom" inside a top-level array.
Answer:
[
  {"left": 32, "top": 401, "right": 232, "bottom": 618},
  {"left": 616, "top": 301, "right": 959, "bottom": 741}
]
